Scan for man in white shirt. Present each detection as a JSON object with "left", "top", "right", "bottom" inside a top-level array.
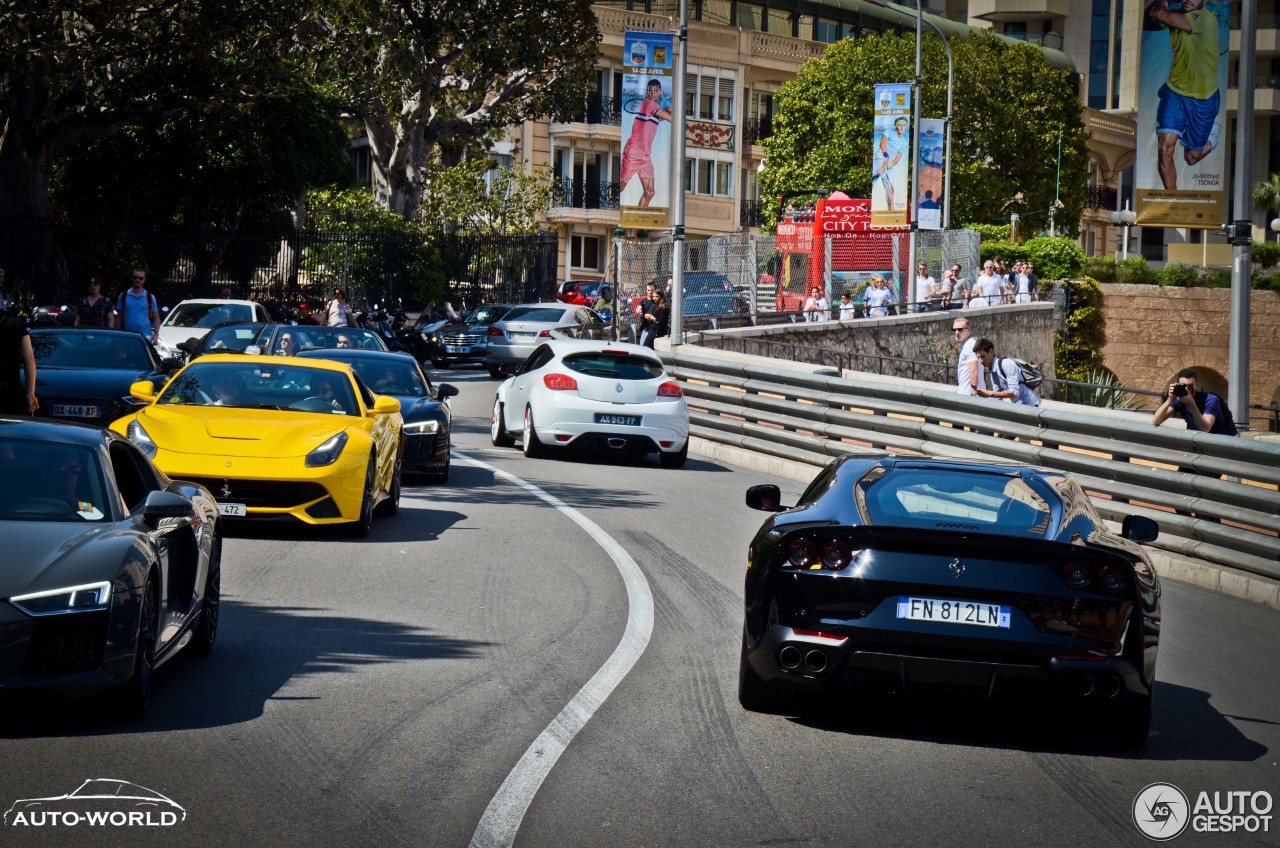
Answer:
[
  {"left": 972, "top": 338, "right": 1040, "bottom": 406},
  {"left": 1014, "top": 262, "right": 1036, "bottom": 303},
  {"left": 970, "top": 262, "right": 1003, "bottom": 307},
  {"left": 953, "top": 317, "right": 978, "bottom": 395},
  {"left": 915, "top": 262, "right": 937, "bottom": 312}
]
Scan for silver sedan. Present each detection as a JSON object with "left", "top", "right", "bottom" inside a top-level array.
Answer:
[{"left": 484, "top": 303, "right": 604, "bottom": 378}]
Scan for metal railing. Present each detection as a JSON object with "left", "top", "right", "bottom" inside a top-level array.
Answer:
[
  {"left": 742, "top": 116, "right": 773, "bottom": 146},
  {"left": 740, "top": 199, "right": 766, "bottom": 228},
  {"left": 663, "top": 346, "right": 1280, "bottom": 583},
  {"left": 549, "top": 178, "right": 622, "bottom": 210},
  {"left": 553, "top": 96, "right": 622, "bottom": 126},
  {"left": 1085, "top": 185, "right": 1118, "bottom": 210}
]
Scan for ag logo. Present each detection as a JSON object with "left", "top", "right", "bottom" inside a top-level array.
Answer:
[{"left": 1133, "top": 783, "right": 1190, "bottom": 841}]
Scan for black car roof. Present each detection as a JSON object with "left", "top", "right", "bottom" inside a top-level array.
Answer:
[
  {"left": 29, "top": 327, "right": 143, "bottom": 338},
  {"left": 296, "top": 349, "right": 415, "bottom": 365},
  {"left": 0, "top": 416, "right": 114, "bottom": 446}
]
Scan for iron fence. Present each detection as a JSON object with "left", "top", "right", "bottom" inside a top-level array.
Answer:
[{"left": 549, "top": 178, "right": 622, "bottom": 210}]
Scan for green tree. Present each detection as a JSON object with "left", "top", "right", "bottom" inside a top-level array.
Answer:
[
  {"left": 420, "top": 157, "right": 554, "bottom": 235},
  {"left": 311, "top": 0, "right": 599, "bottom": 220},
  {"left": 0, "top": 0, "right": 307, "bottom": 218},
  {"left": 1252, "top": 172, "right": 1280, "bottom": 241},
  {"left": 761, "top": 32, "right": 1088, "bottom": 234}
]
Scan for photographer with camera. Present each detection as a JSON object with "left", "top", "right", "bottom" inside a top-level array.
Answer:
[{"left": 1151, "top": 368, "right": 1237, "bottom": 435}]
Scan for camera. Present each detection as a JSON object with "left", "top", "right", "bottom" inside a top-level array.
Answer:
[{"left": 1172, "top": 384, "right": 1189, "bottom": 397}]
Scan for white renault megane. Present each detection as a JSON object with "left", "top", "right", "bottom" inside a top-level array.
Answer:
[{"left": 490, "top": 338, "right": 690, "bottom": 467}]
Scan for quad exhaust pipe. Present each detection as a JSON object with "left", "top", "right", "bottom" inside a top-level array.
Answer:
[
  {"left": 1065, "top": 672, "right": 1122, "bottom": 698},
  {"left": 777, "top": 644, "right": 831, "bottom": 675}
]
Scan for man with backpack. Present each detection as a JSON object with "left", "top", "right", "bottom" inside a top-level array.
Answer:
[
  {"left": 1151, "top": 367, "right": 1237, "bottom": 435},
  {"left": 117, "top": 269, "right": 160, "bottom": 344},
  {"left": 971, "top": 338, "right": 1041, "bottom": 407}
]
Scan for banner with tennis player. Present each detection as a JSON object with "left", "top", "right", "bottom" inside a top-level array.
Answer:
[
  {"left": 917, "top": 118, "right": 944, "bottom": 231},
  {"left": 871, "top": 83, "right": 912, "bottom": 228},
  {"left": 620, "top": 31, "right": 674, "bottom": 230},
  {"left": 1134, "top": 0, "right": 1232, "bottom": 228}
]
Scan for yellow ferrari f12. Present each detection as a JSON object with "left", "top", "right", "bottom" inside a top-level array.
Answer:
[{"left": 111, "top": 354, "right": 403, "bottom": 535}]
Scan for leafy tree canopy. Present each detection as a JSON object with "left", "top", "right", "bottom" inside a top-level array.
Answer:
[
  {"left": 420, "top": 157, "right": 553, "bottom": 236},
  {"left": 761, "top": 32, "right": 1088, "bottom": 235},
  {"left": 311, "top": 0, "right": 600, "bottom": 220}
]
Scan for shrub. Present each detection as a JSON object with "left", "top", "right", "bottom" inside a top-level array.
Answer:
[
  {"left": 1064, "top": 368, "right": 1139, "bottom": 410},
  {"left": 1252, "top": 239, "right": 1280, "bottom": 270},
  {"left": 1158, "top": 262, "right": 1203, "bottom": 287},
  {"left": 979, "top": 240, "right": 1027, "bottom": 266},
  {"left": 1055, "top": 276, "right": 1106, "bottom": 384},
  {"left": 1202, "top": 270, "right": 1232, "bottom": 288},
  {"left": 966, "top": 223, "right": 1010, "bottom": 242},
  {"left": 1081, "top": 255, "right": 1117, "bottom": 283},
  {"left": 1116, "top": 257, "right": 1159, "bottom": 285},
  {"left": 1023, "top": 236, "right": 1084, "bottom": 280}
]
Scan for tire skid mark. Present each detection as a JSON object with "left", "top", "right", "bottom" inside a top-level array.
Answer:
[{"left": 1032, "top": 752, "right": 1136, "bottom": 843}]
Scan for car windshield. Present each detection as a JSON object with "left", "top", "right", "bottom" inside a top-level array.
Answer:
[
  {"left": 0, "top": 440, "right": 110, "bottom": 523},
  {"left": 157, "top": 362, "right": 359, "bottom": 415},
  {"left": 503, "top": 307, "right": 571, "bottom": 323},
  {"left": 562, "top": 352, "right": 664, "bottom": 380},
  {"left": 31, "top": 332, "right": 153, "bottom": 370},
  {"left": 201, "top": 324, "right": 266, "bottom": 353},
  {"left": 574, "top": 282, "right": 602, "bottom": 297},
  {"left": 274, "top": 326, "right": 386, "bottom": 354},
  {"left": 463, "top": 306, "right": 509, "bottom": 325},
  {"left": 345, "top": 358, "right": 428, "bottom": 397},
  {"left": 856, "top": 468, "right": 1051, "bottom": 536},
  {"left": 686, "top": 275, "right": 733, "bottom": 294},
  {"left": 165, "top": 302, "right": 256, "bottom": 329}
]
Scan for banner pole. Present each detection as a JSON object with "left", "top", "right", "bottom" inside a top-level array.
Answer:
[
  {"left": 670, "top": 0, "right": 688, "bottom": 347},
  {"left": 1229, "top": 0, "right": 1257, "bottom": 430}
]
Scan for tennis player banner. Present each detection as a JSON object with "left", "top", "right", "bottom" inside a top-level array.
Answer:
[
  {"left": 620, "top": 30, "right": 674, "bottom": 229},
  {"left": 917, "top": 118, "right": 944, "bottom": 230},
  {"left": 1134, "top": 0, "right": 1232, "bottom": 228},
  {"left": 871, "top": 83, "right": 912, "bottom": 228}
]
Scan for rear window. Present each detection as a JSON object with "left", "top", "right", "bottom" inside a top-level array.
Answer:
[
  {"left": 505, "top": 307, "right": 569, "bottom": 322},
  {"left": 562, "top": 352, "right": 663, "bottom": 380},
  {"left": 856, "top": 468, "right": 1051, "bottom": 536}
]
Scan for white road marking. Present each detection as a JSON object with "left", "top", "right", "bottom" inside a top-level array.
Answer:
[{"left": 459, "top": 451, "right": 654, "bottom": 848}]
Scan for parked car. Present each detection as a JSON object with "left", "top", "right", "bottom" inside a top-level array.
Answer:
[
  {"left": 27, "top": 328, "right": 183, "bottom": 427},
  {"left": 626, "top": 272, "right": 748, "bottom": 320},
  {"left": 154, "top": 299, "right": 271, "bottom": 360},
  {"left": 299, "top": 349, "right": 457, "bottom": 482},
  {"left": 555, "top": 280, "right": 606, "bottom": 306},
  {"left": 484, "top": 303, "right": 605, "bottom": 379},
  {"left": 250, "top": 324, "right": 392, "bottom": 356},
  {"left": 403, "top": 304, "right": 516, "bottom": 370},
  {"left": 0, "top": 418, "right": 222, "bottom": 718},
  {"left": 490, "top": 338, "right": 690, "bottom": 467},
  {"left": 177, "top": 321, "right": 270, "bottom": 360},
  {"left": 738, "top": 455, "right": 1162, "bottom": 747}
]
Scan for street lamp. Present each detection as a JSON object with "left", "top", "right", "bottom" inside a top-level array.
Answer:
[
  {"left": 1109, "top": 201, "right": 1137, "bottom": 261},
  {"left": 1270, "top": 216, "right": 1280, "bottom": 243}
]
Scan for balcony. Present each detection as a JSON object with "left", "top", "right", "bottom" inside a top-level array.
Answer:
[
  {"left": 1227, "top": 77, "right": 1280, "bottom": 116},
  {"left": 967, "top": 0, "right": 1070, "bottom": 23},
  {"left": 1085, "top": 185, "right": 1118, "bottom": 211},
  {"left": 552, "top": 96, "right": 622, "bottom": 127},
  {"left": 742, "top": 116, "right": 773, "bottom": 147},
  {"left": 1231, "top": 16, "right": 1279, "bottom": 57},
  {"left": 741, "top": 199, "right": 766, "bottom": 229},
  {"left": 547, "top": 178, "right": 622, "bottom": 225}
]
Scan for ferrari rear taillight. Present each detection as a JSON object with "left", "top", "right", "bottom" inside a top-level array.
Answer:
[
  {"left": 538, "top": 329, "right": 552, "bottom": 338},
  {"left": 1060, "top": 560, "right": 1129, "bottom": 594},
  {"left": 785, "top": 536, "right": 858, "bottom": 571},
  {"left": 1096, "top": 564, "right": 1128, "bottom": 593},
  {"left": 487, "top": 326, "right": 503, "bottom": 337},
  {"left": 787, "top": 538, "right": 817, "bottom": 568},
  {"left": 1061, "top": 561, "right": 1092, "bottom": 590},
  {"left": 820, "top": 540, "right": 853, "bottom": 569},
  {"left": 543, "top": 373, "right": 578, "bottom": 391},
  {"left": 657, "top": 381, "right": 682, "bottom": 398}
]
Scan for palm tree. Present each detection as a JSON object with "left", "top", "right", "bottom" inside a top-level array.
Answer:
[{"left": 1252, "top": 173, "right": 1280, "bottom": 241}]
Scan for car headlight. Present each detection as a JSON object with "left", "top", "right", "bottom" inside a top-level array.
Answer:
[
  {"left": 127, "top": 419, "right": 158, "bottom": 458},
  {"left": 403, "top": 420, "right": 440, "bottom": 434},
  {"left": 10, "top": 581, "right": 112, "bottom": 617},
  {"left": 305, "top": 431, "right": 349, "bottom": 467}
]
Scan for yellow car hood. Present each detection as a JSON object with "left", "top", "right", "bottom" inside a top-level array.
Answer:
[{"left": 137, "top": 405, "right": 354, "bottom": 459}]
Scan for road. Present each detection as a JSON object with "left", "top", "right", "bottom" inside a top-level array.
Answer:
[{"left": 3, "top": 367, "right": 1278, "bottom": 847}]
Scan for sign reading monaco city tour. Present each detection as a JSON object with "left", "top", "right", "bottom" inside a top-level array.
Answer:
[
  {"left": 619, "top": 30, "right": 675, "bottom": 230},
  {"left": 1134, "top": 0, "right": 1232, "bottom": 228},
  {"left": 917, "top": 118, "right": 944, "bottom": 231},
  {"left": 871, "top": 83, "right": 912, "bottom": 229}
]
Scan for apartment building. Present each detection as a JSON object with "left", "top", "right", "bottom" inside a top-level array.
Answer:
[{"left": 961, "top": 0, "right": 1280, "bottom": 263}]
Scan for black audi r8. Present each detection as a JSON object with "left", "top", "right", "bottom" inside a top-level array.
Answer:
[
  {"left": 297, "top": 348, "right": 457, "bottom": 482},
  {"left": 28, "top": 329, "right": 184, "bottom": 428},
  {"left": 0, "top": 418, "right": 222, "bottom": 719},
  {"left": 739, "top": 456, "right": 1162, "bottom": 746}
]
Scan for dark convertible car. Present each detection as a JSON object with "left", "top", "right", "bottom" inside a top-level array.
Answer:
[
  {"left": 0, "top": 418, "right": 222, "bottom": 719},
  {"left": 739, "top": 456, "right": 1161, "bottom": 746}
]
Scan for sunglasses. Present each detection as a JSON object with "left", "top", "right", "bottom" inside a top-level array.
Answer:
[{"left": 952, "top": 328, "right": 967, "bottom": 334}]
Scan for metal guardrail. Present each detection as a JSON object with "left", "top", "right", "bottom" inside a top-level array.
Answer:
[{"left": 663, "top": 347, "right": 1280, "bottom": 583}]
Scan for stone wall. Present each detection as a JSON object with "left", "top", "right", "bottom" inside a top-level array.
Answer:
[
  {"left": 689, "top": 303, "right": 1057, "bottom": 388},
  {"left": 1099, "top": 284, "right": 1280, "bottom": 410}
]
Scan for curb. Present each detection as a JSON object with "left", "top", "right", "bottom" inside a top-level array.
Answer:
[{"left": 689, "top": 437, "right": 1280, "bottom": 611}]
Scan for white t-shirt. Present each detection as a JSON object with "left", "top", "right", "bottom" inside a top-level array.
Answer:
[
  {"left": 814, "top": 296, "right": 829, "bottom": 321},
  {"left": 838, "top": 301, "right": 856, "bottom": 320},
  {"left": 1015, "top": 274, "right": 1033, "bottom": 303},
  {"left": 327, "top": 300, "right": 353, "bottom": 327},
  {"left": 916, "top": 275, "right": 937, "bottom": 304},
  {"left": 956, "top": 336, "right": 978, "bottom": 395},
  {"left": 971, "top": 274, "right": 1003, "bottom": 307},
  {"left": 865, "top": 286, "right": 892, "bottom": 317}
]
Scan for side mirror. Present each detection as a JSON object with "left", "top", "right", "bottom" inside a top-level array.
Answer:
[
  {"left": 1121, "top": 514, "right": 1160, "bottom": 544},
  {"left": 129, "top": 380, "right": 158, "bottom": 403},
  {"left": 436, "top": 383, "right": 459, "bottom": 399},
  {"left": 141, "top": 490, "right": 192, "bottom": 526},
  {"left": 746, "top": 484, "right": 785, "bottom": 512},
  {"left": 372, "top": 395, "right": 401, "bottom": 415}
]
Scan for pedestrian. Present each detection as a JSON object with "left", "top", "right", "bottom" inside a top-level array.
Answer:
[
  {"left": 1017, "top": 262, "right": 1039, "bottom": 303},
  {"left": 803, "top": 286, "right": 828, "bottom": 321},
  {"left": 0, "top": 302, "right": 38, "bottom": 415},
  {"left": 972, "top": 338, "right": 1041, "bottom": 406},
  {"left": 970, "top": 261, "right": 1003, "bottom": 308},
  {"left": 116, "top": 269, "right": 160, "bottom": 344},
  {"left": 949, "top": 263, "right": 972, "bottom": 309},
  {"left": 838, "top": 292, "right": 856, "bottom": 321},
  {"left": 323, "top": 287, "right": 358, "bottom": 327},
  {"left": 865, "top": 276, "right": 893, "bottom": 318},
  {"left": 1151, "top": 368, "right": 1237, "bottom": 435},
  {"left": 916, "top": 262, "right": 937, "bottom": 312},
  {"left": 953, "top": 317, "right": 979, "bottom": 396},
  {"left": 638, "top": 288, "right": 669, "bottom": 348},
  {"left": 75, "top": 274, "right": 116, "bottom": 328}
]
